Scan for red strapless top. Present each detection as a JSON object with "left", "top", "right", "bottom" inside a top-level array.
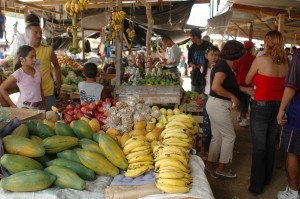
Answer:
[{"left": 253, "top": 74, "right": 285, "bottom": 101}]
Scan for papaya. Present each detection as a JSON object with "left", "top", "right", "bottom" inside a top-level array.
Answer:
[
  {"left": 45, "top": 165, "right": 86, "bottom": 190},
  {"left": 46, "top": 158, "right": 95, "bottom": 181},
  {"left": 97, "top": 133, "right": 128, "bottom": 169},
  {"left": 3, "top": 135, "right": 45, "bottom": 157},
  {"left": 36, "top": 122, "right": 56, "bottom": 139},
  {"left": 11, "top": 124, "right": 29, "bottom": 137},
  {"left": 76, "top": 149, "right": 119, "bottom": 177},
  {"left": 0, "top": 154, "right": 43, "bottom": 174},
  {"left": 79, "top": 138, "right": 104, "bottom": 155},
  {"left": 72, "top": 120, "right": 93, "bottom": 139},
  {"left": 30, "top": 136, "right": 43, "bottom": 145},
  {"left": 89, "top": 119, "right": 100, "bottom": 132},
  {"left": 57, "top": 149, "right": 81, "bottom": 163},
  {"left": 27, "top": 120, "right": 39, "bottom": 136},
  {"left": 0, "top": 170, "right": 55, "bottom": 192},
  {"left": 42, "top": 136, "right": 79, "bottom": 154},
  {"left": 34, "top": 155, "right": 54, "bottom": 167},
  {"left": 43, "top": 119, "right": 55, "bottom": 129},
  {"left": 55, "top": 122, "right": 76, "bottom": 137}
]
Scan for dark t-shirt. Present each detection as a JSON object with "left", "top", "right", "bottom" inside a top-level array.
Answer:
[
  {"left": 210, "top": 59, "right": 239, "bottom": 101},
  {"left": 188, "top": 40, "right": 212, "bottom": 86}
]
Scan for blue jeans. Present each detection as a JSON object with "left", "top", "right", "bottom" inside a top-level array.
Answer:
[
  {"left": 202, "top": 95, "right": 212, "bottom": 151},
  {"left": 249, "top": 103, "right": 280, "bottom": 194},
  {"left": 45, "top": 95, "right": 56, "bottom": 111}
]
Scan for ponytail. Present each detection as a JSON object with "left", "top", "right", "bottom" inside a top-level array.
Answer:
[{"left": 14, "top": 60, "right": 22, "bottom": 71}]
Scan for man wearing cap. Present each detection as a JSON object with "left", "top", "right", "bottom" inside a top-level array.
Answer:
[
  {"left": 188, "top": 28, "right": 212, "bottom": 93},
  {"left": 233, "top": 41, "right": 256, "bottom": 127}
]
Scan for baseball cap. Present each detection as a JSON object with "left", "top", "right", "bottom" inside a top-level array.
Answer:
[
  {"left": 186, "top": 28, "right": 202, "bottom": 38},
  {"left": 244, "top": 41, "right": 254, "bottom": 49}
]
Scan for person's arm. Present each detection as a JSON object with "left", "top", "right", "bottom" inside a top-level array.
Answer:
[
  {"left": 40, "top": 83, "right": 46, "bottom": 110},
  {"left": 277, "top": 87, "right": 296, "bottom": 126},
  {"left": 211, "top": 72, "right": 239, "bottom": 107},
  {"left": 51, "top": 50, "right": 62, "bottom": 95},
  {"left": 245, "top": 57, "right": 259, "bottom": 85},
  {"left": 0, "top": 76, "right": 17, "bottom": 108}
]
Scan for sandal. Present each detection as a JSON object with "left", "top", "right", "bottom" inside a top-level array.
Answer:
[
  {"left": 215, "top": 169, "right": 237, "bottom": 179},
  {"left": 205, "top": 167, "right": 218, "bottom": 179}
]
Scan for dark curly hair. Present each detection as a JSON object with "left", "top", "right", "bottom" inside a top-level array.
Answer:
[{"left": 220, "top": 40, "right": 245, "bottom": 61}]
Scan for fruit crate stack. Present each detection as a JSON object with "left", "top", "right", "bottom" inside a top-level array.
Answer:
[{"left": 115, "top": 85, "right": 182, "bottom": 108}]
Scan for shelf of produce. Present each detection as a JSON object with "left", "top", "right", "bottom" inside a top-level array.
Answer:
[{"left": 115, "top": 85, "right": 182, "bottom": 107}]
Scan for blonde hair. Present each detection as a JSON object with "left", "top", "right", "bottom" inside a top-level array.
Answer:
[{"left": 264, "top": 30, "right": 287, "bottom": 64}]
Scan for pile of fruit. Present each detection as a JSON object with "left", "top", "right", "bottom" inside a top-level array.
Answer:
[
  {"left": 57, "top": 54, "right": 83, "bottom": 70},
  {"left": 128, "top": 70, "right": 180, "bottom": 86},
  {"left": 181, "top": 91, "right": 204, "bottom": 109},
  {"left": 57, "top": 99, "right": 112, "bottom": 125},
  {"left": 0, "top": 118, "right": 127, "bottom": 192}
]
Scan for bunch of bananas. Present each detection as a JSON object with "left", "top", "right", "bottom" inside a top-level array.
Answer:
[
  {"left": 109, "top": 10, "right": 126, "bottom": 39},
  {"left": 154, "top": 114, "right": 198, "bottom": 193},
  {"left": 126, "top": 28, "right": 135, "bottom": 40},
  {"left": 63, "top": 0, "right": 89, "bottom": 17},
  {"left": 123, "top": 136, "right": 154, "bottom": 178}
]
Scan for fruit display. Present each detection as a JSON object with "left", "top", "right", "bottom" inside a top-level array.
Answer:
[
  {"left": 127, "top": 70, "right": 180, "bottom": 86},
  {"left": 108, "top": 10, "right": 126, "bottom": 40},
  {"left": 181, "top": 91, "right": 204, "bottom": 109},
  {"left": 153, "top": 113, "right": 199, "bottom": 193},
  {"left": 57, "top": 54, "right": 83, "bottom": 70},
  {"left": 123, "top": 136, "right": 154, "bottom": 178}
]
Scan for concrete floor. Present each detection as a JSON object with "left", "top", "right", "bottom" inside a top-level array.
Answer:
[{"left": 205, "top": 110, "right": 287, "bottom": 199}]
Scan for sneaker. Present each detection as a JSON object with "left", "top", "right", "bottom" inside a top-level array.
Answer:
[
  {"left": 237, "top": 115, "right": 242, "bottom": 122},
  {"left": 239, "top": 118, "right": 248, "bottom": 127},
  {"left": 278, "top": 186, "right": 300, "bottom": 199}
]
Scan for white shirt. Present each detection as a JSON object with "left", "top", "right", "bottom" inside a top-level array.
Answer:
[
  {"left": 78, "top": 81, "right": 104, "bottom": 104},
  {"left": 204, "top": 68, "right": 212, "bottom": 95},
  {"left": 166, "top": 44, "right": 182, "bottom": 66}
]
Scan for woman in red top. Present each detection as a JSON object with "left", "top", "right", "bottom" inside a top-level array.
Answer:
[{"left": 245, "top": 30, "right": 289, "bottom": 195}]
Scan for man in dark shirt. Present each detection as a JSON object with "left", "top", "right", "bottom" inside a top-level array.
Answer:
[{"left": 188, "top": 28, "right": 212, "bottom": 93}]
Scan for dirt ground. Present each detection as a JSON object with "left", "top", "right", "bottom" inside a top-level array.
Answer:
[{"left": 205, "top": 110, "right": 287, "bottom": 199}]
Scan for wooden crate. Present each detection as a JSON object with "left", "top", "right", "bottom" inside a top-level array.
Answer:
[
  {"left": 115, "top": 85, "right": 182, "bottom": 106},
  {"left": 0, "top": 108, "right": 45, "bottom": 128}
]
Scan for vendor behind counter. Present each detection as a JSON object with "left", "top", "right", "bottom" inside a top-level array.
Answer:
[{"left": 161, "top": 35, "right": 182, "bottom": 74}]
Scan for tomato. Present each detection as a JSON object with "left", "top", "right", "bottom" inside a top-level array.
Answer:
[
  {"left": 82, "top": 101, "right": 89, "bottom": 106},
  {"left": 75, "top": 104, "right": 82, "bottom": 109},
  {"left": 94, "top": 100, "right": 102, "bottom": 106},
  {"left": 97, "top": 106, "right": 105, "bottom": 113},
  {"left": 67, "top": 109, "right": 74, "bottom": 116},
  {"left": 64, "top": 114, "right": 74, "bottom": 124},
  {"left": 88, "top": 102, "right": 97, "bottom": 110},
  {"left": 85, "top": 110, "right": 95, "bottom": 118},
  {"left": 73, "top": 108, "right": 78, "bottom": 115},
  {"left": 66, "top": 104, "right": 74, "bottom": 110},
  {"left": 81, "top": 106, "right": 88, "bottom": 114},
  {"left": 77, "top": 112, "right": 84, "bottom": 119}
]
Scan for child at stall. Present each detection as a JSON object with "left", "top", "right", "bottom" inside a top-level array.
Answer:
[
  {"left": 0, "top": 45, "right": 44, "bottom": 109},
  {"left": 200, "top": 46, "right": 220, "bottom": 161},
  {"left": 79, "top": 62, "right": 104, "bottom": 104}
]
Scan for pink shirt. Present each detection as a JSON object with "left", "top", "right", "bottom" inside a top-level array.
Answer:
[{"left": 12, "top": 67, "right": 42, "bottom": 108}]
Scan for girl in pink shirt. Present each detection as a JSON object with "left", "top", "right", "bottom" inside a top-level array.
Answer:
[{"left": 0, "top": 45, "right": 44, "bottom": 109}]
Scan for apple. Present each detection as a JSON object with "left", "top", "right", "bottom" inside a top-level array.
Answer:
[
  {"left": 85, "top": 110, "right": 95, "bottom": 119},
  {"left": 160, "top": 108, "right": 167, "bottom": 115},
  {"left": 64, "top": 114, "right": 74, "bottom": 124},
  {"left": 173, "top": 108, "right": 181, "bottom": 115},
  {"left": 73, "top": 108, "right": 78, "bottom": 115}
]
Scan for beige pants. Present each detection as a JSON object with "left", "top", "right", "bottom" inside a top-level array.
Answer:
[{"left": 206, "top": 96, "right": 236, "bottom": 164}]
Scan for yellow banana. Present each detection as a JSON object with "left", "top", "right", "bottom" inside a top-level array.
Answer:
[
  {"left": 167, "top": 114, "right": 190, "bottom": 122},
  {"left": 163, "top": 131, "right": 189, "bottom": 139},
  {"left": 131, "top": 145, "right": 151, "bottom": 152},
  {"left": 155, "top": 159, "right": 190, "bottom": 173},
  {"left": 155, "top": 153, "right": 188, "bottom": 166},
  {"left": 155, "top": 182, "right": 190, "bottom": 193},
  {"left": 128, "top": 154, "right": 153, "bottom": 164},
  {"left": 166, "top": 121, "right": 188, "bottom": 129},
  {"left": 155, "top": 170, "right": 185, "bottom": 179},
  {"left": 181, "top": 177, "right": 192, "bottom": 184},
  {"left": 158, "top": 166, "right": 191, "bottom": 179},
  {"left": 123, "top": 140, "right": 149, "bottom": 155},
  {"left": 128, "top": 161, "right": 153, "bottom": 169},
  {"left": 163, "top": 138, "right": 192, "bottom": 148},
  {"left": 125, "top": 136, "right": 147, "bottom": 146},
  {"left": 125, "top": 165, "right": 149, "bottom": 178},
  {"left": 157, "top": 178, "right": 187, "bottom": 187},
  {"left": 126, "top": 148, "right": 152, "bottom": 160},
  {"left": 160, "top": 128, "right": 187, "bottom": 138},
  {"left": 63, "top": 1, "right": 71, "bottom": 13}
]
